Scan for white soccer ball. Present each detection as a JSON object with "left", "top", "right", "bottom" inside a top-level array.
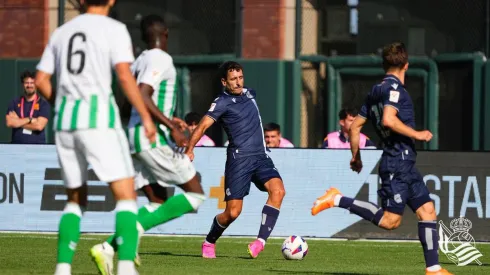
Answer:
[{"left": 281, "top": 235, "right": 309, "bottom": 260}]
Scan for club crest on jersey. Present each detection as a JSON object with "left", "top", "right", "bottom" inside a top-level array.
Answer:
[{"left": 389, "top": 91, "right": 400, "bottom": 103}]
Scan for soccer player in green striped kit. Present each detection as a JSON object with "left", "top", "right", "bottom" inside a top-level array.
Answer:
[
  {"left": 89, "top": 14, "right": 206, "bottom": 275},
  {"left": 35, "top": 0, "right": 157, "bottom": 274}
]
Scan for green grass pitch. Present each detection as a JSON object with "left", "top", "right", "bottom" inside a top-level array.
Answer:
[{"left": 0, "top": 233, "right": 489, "bottom": 274}]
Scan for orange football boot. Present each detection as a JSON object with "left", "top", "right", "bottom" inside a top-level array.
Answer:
[
  {"left": 425, "top": 268, "right": 453, "bottom": 275},
  {"left": 311, "top": 187, "right": 342, "bottom": 216}
]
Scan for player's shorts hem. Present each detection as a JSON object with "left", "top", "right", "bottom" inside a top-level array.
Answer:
[
  {"left": 408, "top": 194, "right": 433, "bottom": 213},
  {"left": 224, "top": 196, "right": 245, "bottom": 201},
  {"left": 100, "top": 173, "right": 135, "bottom": 184}
]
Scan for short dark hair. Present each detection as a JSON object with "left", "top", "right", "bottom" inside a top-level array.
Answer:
[
  {"left": 264, "top": 122, "right": 281, "bottom": 133},
  {"left": 219, "top": 61, "right": 243, "bottom": 80},
  {"left": 338, "top": 107, "right": 358, "bottom": 120},
  {"left": 382, "top": 42, "right": 408, "bottom": 71},
  {"left": 184, "top": 112, "right": 202, "bottom": 125},
  {"left": 20, "top": 70, "right": 35, "bottom": 83},
  {"left": 84, "top": 0, "right": 110, "bottom": 6},
  {"left": 140, "top": 14, "right": 167, "bottom": 44}
]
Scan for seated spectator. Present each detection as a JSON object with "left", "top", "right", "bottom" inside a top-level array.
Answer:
[
  {"left": 223, "top": 122, "right": 294, "bottom": 148},
  {"left": 184, "top": 112, "right": 215, "bottom": 146},
  {"left": 264, "top": 122, "right": 294, "bottom": 148},
  {"left": 323, "top": 107, "right": 376, "bottom": 149},
  {"left": 6, "top": 70, "right": 50, "bottom": 144}
]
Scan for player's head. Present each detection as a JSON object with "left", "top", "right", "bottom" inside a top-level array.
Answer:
[
  {"left": 20, "top": 70, "right": 36, "bottom": 96},
  {"left": 338, "top": 107, "right": 358, "bottom": 135},
  {"left": 184, "top": 112, "right": 202, "bottom": 133},
  {"left": 80, "top": 0, "right": 115, "bottom": 8},
  {"left": 219, "top": 61, "right": 244, "bottom": 95},
  {"left": 382, "top": 42, "right": 408, "bottom": 73},
  {"left": 264, "top": 122, "right": 282, "bottom": 148},
  {"left": 141, "top": 14, "right": 168, "bottom": 49}
]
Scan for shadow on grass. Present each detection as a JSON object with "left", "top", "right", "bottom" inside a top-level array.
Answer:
[
  {"left": 266, "top": 270, "right": 378, "bottom": 275},
  {"left": 139, "top": 251, "right": 251, "bottom": 260}
]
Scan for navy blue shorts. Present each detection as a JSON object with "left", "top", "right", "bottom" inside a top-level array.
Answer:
[
  {"left": 378, "top": 155, "right": 432, "bottom": 215},
  {"left": 224, "top": 153, "right": 281, "bottom": 200}
]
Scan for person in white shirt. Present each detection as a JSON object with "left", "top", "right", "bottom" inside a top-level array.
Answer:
[
  {"left": 89, "top": 14, "right": 206, "bottom": 274},
  {"left": 35, "top": 1, "right": 156, "bottom": 274}
]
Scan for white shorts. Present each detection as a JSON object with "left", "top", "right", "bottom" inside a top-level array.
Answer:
[
  {"left": 55, "top": 129, "right": 135, "bottom": 189},
  {"left": 133, "top": 146, "right": 196, "bottom": 190}
]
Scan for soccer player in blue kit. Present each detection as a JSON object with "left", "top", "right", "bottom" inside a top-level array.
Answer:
[
  {"left": 185, "top": 61, "right": 286, "bottom": 259},
  {"left": 311, "top": 42, "right": 453, "bottom": 275}
]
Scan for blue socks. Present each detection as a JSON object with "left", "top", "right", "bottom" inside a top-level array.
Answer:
[
  {"left": 205, "top": 216, "right": 227, "bottom": 244},
  {"left": 418, "top": 221, "right": 440, "bottom": 268},
  {"left": 257, "top": 205, "right": 280, "bottom": 243},
  {"left": 338, "top": 197, "right": 384, "bottom": 226}
]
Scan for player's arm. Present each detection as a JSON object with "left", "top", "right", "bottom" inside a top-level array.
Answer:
[
  {"left": 349, "top": 116, "right": 367, "bottom": 173},
  {"left": 139, "top": 83, "right": 187, "bottom": 147},
  {"left": 115, "top": 63, "right": 156, "bottom": 143},
  {"left": 381, "top": 106, "right": 417, "bottom": 137},
  {"left": 35, "top": 71, "right": 55, "bottom": 105},
  {"left": 185, "top": 115, "right": 215, "bottom": 158}
]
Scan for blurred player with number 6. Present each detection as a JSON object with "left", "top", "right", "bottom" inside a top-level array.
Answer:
[{"left": 35, "top": 0, "right": 157, "bottom": 274}]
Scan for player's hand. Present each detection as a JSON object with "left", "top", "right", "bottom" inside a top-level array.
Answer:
[
  {"left": 172, "top": 117, "right": 187, "bottom": 132},
  {"left": 171, "top": 128, "right": 188, "bottom": 148},
  {"left": 350, "top": 157, "right": 363, "bottom": 173},
  {"left": 415, "top": 130, "right": 433, "bottom": 142},
  {"left": 185, "top": 150, "right": 195, "bottom": 162},
  {"left": 142, "top": 119, "right": 157, "bottom": 144}
]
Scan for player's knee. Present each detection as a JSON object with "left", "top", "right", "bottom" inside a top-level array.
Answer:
[
  {"left": 417, "top": 201, "right": 437, "bottom": 221},
  {"left": 183, "top": 192, "right": 206, "bottom": 211},
  {"left": 227, "top": 207, "right": 242, "bottom": 221},
  {"left": 271, "top": 188, "right": 286, "bottom": 200},
  {"left": 380, "top": 213, "right": 402, "bottom": 230}
]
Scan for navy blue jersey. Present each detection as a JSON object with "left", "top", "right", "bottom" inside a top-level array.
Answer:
[
  {"left": 6, "top": 96, "right": 50, "bottom": 144},
  {"left": 359, "top": 75, "right": 415, "bottom": 157},
  {"left": 206, "top": 88, "right": 266, "bottom": 156}
]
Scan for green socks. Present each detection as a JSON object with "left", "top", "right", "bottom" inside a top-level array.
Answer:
[
  {"left": 57, "top": 203, "right": 82, "bottom": 264},
  {"left": 106, "top": 202, "right": 160, "bottom": 251},
  {"left": 114, "top": 200, "right": 139, "bottom": 261},
  {"left": 138, "top": 194, "right": 195, "bottom": 231}
]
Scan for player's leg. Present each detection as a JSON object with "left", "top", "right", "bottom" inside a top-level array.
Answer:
[
  {"left": 135, "top": 147, "right": 206, "bottom": 232},
  {"left": 203, "top": 156, "right": 252, "bottom": 258},
  {"left": 84, "top": 129, "right": 139, "bottom": 275},
  {"left": 248, "top": 154, "right": 285, "bottom": 258},
  {"left": 408, "top": 167, "right": 452, "bottom": 275},
  {"left": 311, "top": 156, "right": 406, "bottom": 230},
  {"left": 202, "top": 199, "right": 244, "bottom": 258},
  {"left": 54, "top": 132, "right": 88, "bottom": 275}
]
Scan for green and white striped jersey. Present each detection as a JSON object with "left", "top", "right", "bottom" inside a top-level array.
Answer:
[
  {"left": 36, "top": 14, "right": 134, "bottom": 131},
  {"left": 127, "top": 49, "right": 178, "bottom": 153}
]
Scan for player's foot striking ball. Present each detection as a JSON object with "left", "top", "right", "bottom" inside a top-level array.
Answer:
[
  {"left": 185, "top": 61, "right": 286, "bottom": 259},
  {"left": 311, "top": 42, "right": 452, "bottom": 275}
]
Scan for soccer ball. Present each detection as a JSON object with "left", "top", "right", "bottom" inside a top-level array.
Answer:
[{"left": 281, "top": 235, "right": 308, "bottom": 260}]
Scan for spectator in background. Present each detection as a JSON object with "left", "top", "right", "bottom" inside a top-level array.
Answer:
[
  {"left": 263, "top": 122, "right": 294, "bottom": 148},
  {"left": 323, "top": 107, "right": 376, "bottom": 149},
  {"left": 5, "top": 70, "right": 50, "bottom": 144},
  {"left": 185, "top": 111, "right": 215, "bottom": 146}
]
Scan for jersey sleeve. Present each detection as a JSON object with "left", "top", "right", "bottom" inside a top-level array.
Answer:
[
  {"left": 138, "top": 54, "right": 171, "bottom": 91},
  {"left": 382, "top": 86, "right": 405, "bottom": 111},
  {"left": 110, "top": 25, "right": 135, "bottom": 67},
  {"left": 37, "top": 35, "right": 56, "bottom": 74},
  {"left": 205, "top": 98, "right": 227, "bottom": 121}
]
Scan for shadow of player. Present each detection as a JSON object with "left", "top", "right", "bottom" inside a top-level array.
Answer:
[
  {"left": 139, "top": 251, "right": 251, "bottom": 260},
  {"left": 266, "top": 270, "right": 378, "bottom": 275}
]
